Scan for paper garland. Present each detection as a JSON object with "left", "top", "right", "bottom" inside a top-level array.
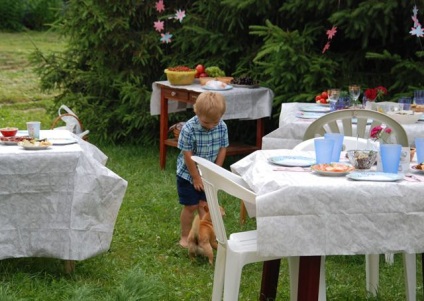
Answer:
[{"left": 154, "top": 1, "right": 186, "bottom": 43}]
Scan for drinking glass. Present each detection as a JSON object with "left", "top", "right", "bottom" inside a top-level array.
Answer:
[
  {"left": 414, "top": 90, "right": 424, "bottom": 104},
  {"left": 398, "top": 97, "right": 412, "bottom": 111},
  {"left": 328, "top": 89, "right": 341, "bottom": 111},
  {"left": 348, "top": 85, "right": 361, "bottom": 108}
]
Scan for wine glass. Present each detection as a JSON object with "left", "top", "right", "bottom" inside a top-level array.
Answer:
[
  {"left": 348, "top": 85, "right": 361, "bottom": 108},
  {"left": 327, "top": 89, "right": 341, "bottom": 110}
]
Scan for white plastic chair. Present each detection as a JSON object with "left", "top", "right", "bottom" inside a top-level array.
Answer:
[
  {"left": 191, "top": 156, "right": 305, "bottom": 301},
  {"left": 50, "top": 105, "right": 90, "bottom": 140},
  {"left": 301, "top": 109, "right": 416, "bottom": 300}
]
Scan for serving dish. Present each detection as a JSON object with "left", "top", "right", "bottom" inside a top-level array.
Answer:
[
  {"left": 47, "top": 137, "right": 78, "bottom": 145},
  {"left": 311, "top": 163, "right": 354, "bottom": 176},
  {"left": 18, "top": 139, "right": 52, "bottom": 150},
  {"left": 232, "top": 84, "right": 260, "bottom": 89},
  {"left": 387, "top": 111, "right": 423, "bottom": 124},
  {"left": 268, "top": 155, "right": 315, "bottom": 167},
  {"left": 346, "top": 172, "right": 404, "bottom": 182},
  {"left": 0, "top": 136, "right": 31, "bottom": 145}
]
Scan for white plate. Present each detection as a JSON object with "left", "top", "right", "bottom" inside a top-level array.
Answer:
[
  {"left": 232, "top": 84, "right": 259, "bottom": 89},
  {"left": 346, "top": 172, "right": 404, "bottom": 182},
  {"left": 48, "top": 138, "right": 78, "bottom": 145},
  {"left": 299, "top": 105, "right": 332, "bottom": 113},
  {"left": 311, "top": 163, "right": 354, "bottom": 176},
  {"left": 202, "top": 85, "right": 233, "bottom": 91},
  {"left": 419, "top": 114, "right": 424, "bottom": 121},
  {"left": 295, "top": 112, "right": 326, "bottom": 119},
  {"left": 268, "top": 155, "right": 315, "bottom": 167},
  {"left": 20, "top": 145, "right": 51, "bottom": 150},
  {"left": 411, "top": 165, "right": 424, "bottom": 173}
]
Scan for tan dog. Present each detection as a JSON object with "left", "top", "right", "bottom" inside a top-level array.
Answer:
[{"left": 187, "top": 205, "right": 225, "bottom": 265}]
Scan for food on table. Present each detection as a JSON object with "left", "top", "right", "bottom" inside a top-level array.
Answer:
[
  {"left": 205, "top": 66, "right": 225, "bottom": 77},
  {"left": 199, "top": 77, "right": 214, "bottom": 85},
  {"left": 415, "top": 163, "right": 424, "bottom": 170},
  {"left": 164, "top": 66, "right": 197, "bottom": 85},
  {"left": 311, "top": 163, "right": 354, "bottom": 172},
  {"left": 195, "top": 64, "right": 206, "bottom": 78},
  {"left": 315, "top": 91, "right": 329, "bottom": 104},
  {"left": 230, "top": 76, "right": 259, "bottom": 86},
  {"left": 204, "top": 80, "right": 228, "bottom": 89},
  {"left": 347, "top": 150, "right": 378, "bottom": 170},
  {"left": 18, "top": 138, "right": 52, "bottom": 147},
  {"left": 0, "top": 127, "right": 18, "bottom": 137},
  {"left": 0, "top": 136, "right": 31, "bottom": 144}
]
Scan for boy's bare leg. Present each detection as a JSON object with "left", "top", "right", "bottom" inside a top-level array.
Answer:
[{"left": 179, "top": 204, "right": 198, "bottom": 248}]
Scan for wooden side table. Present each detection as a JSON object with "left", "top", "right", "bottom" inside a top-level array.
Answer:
[{"left": 158, "top": 84, "right": 265, "bottom": 169}]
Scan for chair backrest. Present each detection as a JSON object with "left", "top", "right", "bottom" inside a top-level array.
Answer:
[
  {"left": 191, "top": 156, "right": 256, "bottom": 247},
  {"left": 293, "top": 136, "right": 377, "bottom": 151},
  {"left": 303, "top": 109, "right": 409, "bottom": 147}
]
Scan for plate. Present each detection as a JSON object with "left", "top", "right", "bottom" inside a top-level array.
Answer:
[
  {"left": 411, "top": 165, "right": 424, "bottom": 173},
  {"left": 202, "top": 85, "right": 233, "bottom": 91},
  {"left": 48, "top": 138, "right": 78, "bottom": 145},
  {"left": 295, "top": 112, "right": 326, "bottom": 119},
  {"left": 20, "top": 145, "right": 51, "bottom": 150},
  {"left": 346, "top": 172, "right": 404, "bottom": 182},
  {"left": 0, "top": 136, "right": 31, "bottom": 145},
  {"left": 299, "top": 105, "right": 332, "bottom": 113},
  {"left": 232, "top": 84, "right": 259, "bottom": 89},
  {"left": 311, "top": 163, "right": 354, "bottom": 176},
  {"left": 418, "top": 114, "right": 424, "bottom": 122},
  {"left": 268, "top": 155, "right": 315, "bottom": 167}
]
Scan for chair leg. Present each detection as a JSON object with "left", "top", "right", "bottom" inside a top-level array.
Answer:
[
  {"left": 403, "top": 253, "right": 416, "bottom": 301},
  {"left": 385, "top": 252, "right": 395, "bottom": 265},
  {"left": 223, "top": 253, "right": 244, "bottom": 301},
  {"left": 366, "top": 254, "right": 379, "bottom": 296},
  {"left": 240, "top": 201, "right": 247, "bottom": 224},
  {"left": 212, "top": 247, "right": 226, "bottom": 301},
  {"left": 319, "top": 256, "right": 326, "bottom": 301}
]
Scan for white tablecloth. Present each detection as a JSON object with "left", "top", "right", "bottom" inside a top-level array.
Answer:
[
  {"left": 231, "top": 149, "right": 424, "bottom": 257},
  {"left": 262, "top": 103, "right": 424, "bottom": 149},
  {"left": 0, "top": 130, "right": 127, "bottom": 261},
  {"left": 150, "top": 81, "right": 273, "bottom": 120}
]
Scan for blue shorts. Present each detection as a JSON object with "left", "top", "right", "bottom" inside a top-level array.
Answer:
[{"left": 177, "top": 176, "right": 206, "bottom": 206}]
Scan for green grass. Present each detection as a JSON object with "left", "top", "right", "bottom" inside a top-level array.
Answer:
[{"left": 0, "top": 31, "right": 422, "bottom": 300}]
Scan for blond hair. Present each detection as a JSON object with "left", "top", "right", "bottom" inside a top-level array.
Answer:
[{"left": 193, "top": 92, "right": 226, "bottom": 119}]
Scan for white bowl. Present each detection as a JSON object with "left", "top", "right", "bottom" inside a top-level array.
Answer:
[{"left": 387, "top": 111, "right": 423, "bottom": 124}]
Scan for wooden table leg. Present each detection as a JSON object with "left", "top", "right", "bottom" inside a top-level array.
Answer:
[
  {"left": 256, "top": 118, "right": 265, "bottom": 149},
  {"left": 297, "top": 256, "right": 321, "bottom": 301},
  {"left": 64, "top": 260, "right": 75, "bottom": 273},
  {"left": 259, "top": 259, "right": 281, "bottom": 301},
  {"left": 159, "top": 93, "right": 169, "bottom": 170}
]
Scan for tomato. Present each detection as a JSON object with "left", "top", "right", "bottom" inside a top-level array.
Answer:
[
  {"left": 321, "top": 91, "right": 328, "bottom": 99},
  {"left": 199, "top": 72, "right": 208, "bottom": 77},
  {"left": 315, "top": 95, "right": 322, "bottom": 102},
  {"left": 195, "top": 64, "right": 205, "bottom": 74},
  {"left": 320, "top": 98, "right": 328, "bottom": 104}
]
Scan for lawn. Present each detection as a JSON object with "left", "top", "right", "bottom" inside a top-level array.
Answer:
[{"left": 0, "top": 31, "right": 421, "bottom": 301}]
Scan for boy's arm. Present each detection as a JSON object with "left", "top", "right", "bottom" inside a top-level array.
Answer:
[
  {"left": 183, "top": 150, "right": 204, "bottom": 191},
  {"left": 214, "top": 147, "right": 227, "bottom": 167}
]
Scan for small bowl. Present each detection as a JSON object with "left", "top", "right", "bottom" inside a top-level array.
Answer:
[
  {"left": 0, "top": 127, "right": 18, "bottom": 137},
  {"left": 216, "top": 77, "right": 234, "bottom": 84},
  {"left": 387, "top": 111, "right": 422, "bottom": 124},
  {"left": 199, "top": 77, "right": 214, "bottom": 86},
  {"left": 347, "top": 150, "right": 378, "bottom": 170}
]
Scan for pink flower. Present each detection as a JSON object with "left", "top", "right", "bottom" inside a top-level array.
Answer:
[{"left": 370, "top": 125, "right": 392, "bottom": 143}]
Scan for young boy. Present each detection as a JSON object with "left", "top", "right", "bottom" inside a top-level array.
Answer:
[{"left": 176, "top": 91, "right": 229, "bottom": 248}]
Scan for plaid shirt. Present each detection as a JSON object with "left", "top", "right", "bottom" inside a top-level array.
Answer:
[{"left": 177, "top": 115, "right": 229, "bottom": 183}]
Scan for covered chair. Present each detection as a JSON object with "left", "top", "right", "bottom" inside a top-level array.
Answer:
[
  {"left": 191, "top": 156, "right": 311, "bottom": 301},
  {"left": 50, "top": 105, "right": 90, "bottom": 140},
  {"left": 301, "top": 109, "right": 416, "bottom": 301}
]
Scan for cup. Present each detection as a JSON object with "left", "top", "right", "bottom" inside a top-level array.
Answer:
[
  {"left": 27, "top": 121, "right": 41, "bottom": 139},
  {"left": 415, "top": 138, "right": 424, "bottom": 163},
  {"left": 414, "top": 90, "right": 424, "bottom": 104},
  {"left": 324, "top": 133, "right": 344, "bottom": 162},
  {"left": 398, "top": 97, "right": 412, "bottom": 111},
  {"left": 314, "top": 138, "right": 335, "bottom": 164},
  {"left": 380, "top": 144, "right": 402, "bottom": 174}
]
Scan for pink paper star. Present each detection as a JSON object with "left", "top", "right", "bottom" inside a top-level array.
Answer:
[
  {"left": 175, "top": 9, "right": 186, "bottom": 23},
  {"left": 160, "top": 32, "right": 173, "bottom": 43},
  {"left": 326, "top": 26, "right": 337, "bottom": 40},
  {"left": 155, "top": 0, "right": 165, "bottom": 13},
  {"left": 322, "top": 41, "right": 331, "bottom": 54},
  {"left": 410, "top": 25, "right": 424, "bottom": 37},
  {"left": 154, "top": 20, "right": 164, "bottom": 32}
]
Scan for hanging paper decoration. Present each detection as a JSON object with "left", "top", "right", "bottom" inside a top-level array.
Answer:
[
  {"left": 410, "top": 5, "right": 424, "bottom": 37},
  {"left": 175, "top": 9, "right": 186, "bottom": 23},
  {"left": 153, "top": 1, "right": 186, "bottom": 44},
  {"left": 160, "top": 32, "right": 173, "bottom": 44},
  {"left": 322, "top": 26, "right": 337, "bottom": 54}
]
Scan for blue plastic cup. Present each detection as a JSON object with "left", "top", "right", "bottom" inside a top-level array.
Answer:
[
  {"left": 324, "top": 133, "right": 344, "bottom": 162},
  {"left": 415, "top": 138, "right": 424, "bottom": 164},
  {"left": 414, "top": 90, "right": 424, "bottom": 104},
  {"left": 398, "top": 97, "right": 412, "bottom": 110},
  {"left": 380, "top": 144, "right": 402, "bottom": 174},
  {"left": 314, "top": 138, "right": 335, "bottom": 164}
]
